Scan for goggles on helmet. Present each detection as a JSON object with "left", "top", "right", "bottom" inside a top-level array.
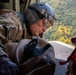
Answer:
[
  {"left": 44, "top": 13, "right": 56, "bottom": 26},
  {"left": 28, "top": 6, "right": 56, "bottom": 27},
  {"left": 43, "top": 16, "right": 56, "bottom": 29},
  {"left": 49, "top": 16, "right": 56, "bottom": 25}
]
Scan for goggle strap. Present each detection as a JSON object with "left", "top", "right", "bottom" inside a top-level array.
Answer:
[{"left": 28, "top": 6, "right": 45, "bottom": 19}]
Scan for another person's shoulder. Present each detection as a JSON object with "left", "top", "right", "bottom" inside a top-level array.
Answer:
[{"left": 18, "top": 39, "right": 31, "bottom": 46}]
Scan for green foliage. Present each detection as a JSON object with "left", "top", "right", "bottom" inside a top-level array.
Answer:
[{"left": 41, "top": 0, "right": 76, "bottom": 45}]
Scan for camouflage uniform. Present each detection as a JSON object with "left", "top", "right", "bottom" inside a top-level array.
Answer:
[
  {"left": 0, "top": 9, "right": 22, "bottom": 75},
  {"left": 0, "top": 44, "right": 21, "bottom": 75}
]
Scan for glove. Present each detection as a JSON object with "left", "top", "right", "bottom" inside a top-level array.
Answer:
[{"left": 22, "top": 39, "right": 51, "bottom": 63}]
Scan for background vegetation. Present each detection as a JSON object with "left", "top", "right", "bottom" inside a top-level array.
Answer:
[{"left": 41, "top": 0, "right": 76, "bottom": 45}]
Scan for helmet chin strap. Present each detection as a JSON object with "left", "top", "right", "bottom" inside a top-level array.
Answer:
[
  {"left": 26, "top": 27, "right": 33, "bottom": 36},
  {"left": 39, "top": 33, "right": 43, "bottom": 38}
]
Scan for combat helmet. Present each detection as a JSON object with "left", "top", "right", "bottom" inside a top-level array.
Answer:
[
  {"left": 0, "top": 9, "right": 23, "bottom": 43},
  {"left": 23, "top": 2, "right": 56, "bottom": 29}
]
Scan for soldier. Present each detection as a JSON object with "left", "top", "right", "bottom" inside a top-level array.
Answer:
[
  {"left": 0, "top": 9, "right": 22, "bottom": 75},
  {"left": 0, "top": 44, "right": 21, "bottom": 75},
  {"left": 0, "top": 2, "right": 56, "bottom": 75},
  {"left": 15, "top": 2, "right": 56, "bottom": 75}
]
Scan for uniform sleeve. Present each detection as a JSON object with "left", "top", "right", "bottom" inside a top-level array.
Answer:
[{"left": 0, "top": 44, "right": 8, "bottom": 57}]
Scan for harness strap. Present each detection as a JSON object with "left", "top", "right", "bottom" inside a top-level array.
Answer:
[
  {"left": 21, "top": 39, "right": 52, "bottom": 63},
  {"left": 42, "top": 43, "right": 52, "bottom": 52}
]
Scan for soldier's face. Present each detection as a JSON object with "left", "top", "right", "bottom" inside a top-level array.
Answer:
[{"left": 29, "top": 18, "right": 50, "bottom": 37}]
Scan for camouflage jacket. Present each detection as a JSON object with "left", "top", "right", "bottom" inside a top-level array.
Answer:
[{"left": 0, "top": 44, "right": 8, "bottom": 57}]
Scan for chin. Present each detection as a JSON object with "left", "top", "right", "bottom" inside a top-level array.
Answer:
[
  {"left": 35, "top": 35, "right": 39, "bottom": 37},
  {"left": 33, "top": 34, "right": 39, "bottom": 37}
]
